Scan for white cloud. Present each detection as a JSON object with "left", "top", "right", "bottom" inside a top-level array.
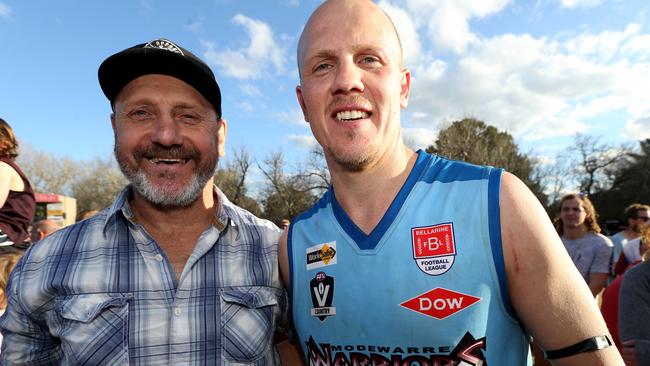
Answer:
[
  {"left": 379, "top": 1, "right": 422, "bottom": 66},
  {"left": 622, "top": 116, "right": 650, "bottom": 141},
  {"left": 402, "top": 23, "right": 650, "bottom": 142},
  {"left": 389, "top": 0, "right": 511, "bottom": 55},
  {"left": 276, "top": 108, "right": 306, "bottom": 126},
  {"left": 402, "top": 127, "right": 438, "bottom": 150},
  {"left": 240, "top": 83, "right": 263, "bottom": 98},
  {"left": 0, "top": 2, "right": 13, "bottom": 18},
  {"left": 203, "top": 14, "right": 287, "bottom": 79},
  {"left": 560, "top": 0, "right": 604, "bottom": 9},
  {"left": 288, "top": 134, "right": 317, "bottom": 150}
]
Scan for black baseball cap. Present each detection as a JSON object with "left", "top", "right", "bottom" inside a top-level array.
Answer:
[{"left": 98, "top": 38, "right": 222, "bottom": 118}]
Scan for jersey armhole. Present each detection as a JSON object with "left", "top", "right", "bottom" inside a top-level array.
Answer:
[{"left": 487, "top": 168, "right": 518, "bottom": 321}]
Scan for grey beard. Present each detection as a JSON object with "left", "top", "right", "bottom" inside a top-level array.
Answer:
[
  {"left": 117, "top": 155, "right": 217, "bottom": 208},
  {"left": 126, "top": 167, "right": 214, "bottom": 208}
]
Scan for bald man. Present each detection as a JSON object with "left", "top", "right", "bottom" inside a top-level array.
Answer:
[
  {"left": 30, "top": 219, "right": 60, "bottom": 243},
  {"left": 279, "top": 0, "right": 623, "bottom": 365}
]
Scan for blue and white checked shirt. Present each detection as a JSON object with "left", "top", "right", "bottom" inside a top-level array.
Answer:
[{"left": 0, "top": 186, "right": 287, "bottom": 365}]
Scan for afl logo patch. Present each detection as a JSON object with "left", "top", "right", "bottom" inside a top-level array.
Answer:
[
  {"left": 310, "top": 272, "right": 336, "bottom": 321},
  {"left": 411, "top": 223, "right": 456, "bottom": 275},
  {"left": 144, "top": 38, "right": 184, "bottom": 55},
  {"left": 306, "top": 242, "right": 337, "bottom": 270}
]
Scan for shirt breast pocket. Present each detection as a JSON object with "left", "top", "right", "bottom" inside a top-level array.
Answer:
[
  {"left": 55, "top": 293, "right": 131, "bottom": 365},
  {"left": 220, "top": 286, "right": 281, "bottom": 364}
]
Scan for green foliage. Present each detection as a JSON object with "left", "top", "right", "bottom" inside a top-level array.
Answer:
[{"left": 426, "top": 118, "right": 547, "bottom": 206}]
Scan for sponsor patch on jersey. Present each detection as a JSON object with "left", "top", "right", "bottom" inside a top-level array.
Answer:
[
  {"left": 306, "top": 241, "right": 337, "bottom": 270},
  {"left": 305, "top": 332, "right": 487, "bottom": 365},
  {"left": 400, "top": 287, "right": 481, "bottom": 320},
  {"left": 310, "top": 271, "right": 336, "bottom": 321},
  {"left": 411, "top": 223, "right": 456, "bottom": 275}
]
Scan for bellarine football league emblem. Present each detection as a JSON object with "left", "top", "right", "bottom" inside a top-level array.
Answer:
[{"left": 411, "top": 223, "right": 456, "bottom": 275}]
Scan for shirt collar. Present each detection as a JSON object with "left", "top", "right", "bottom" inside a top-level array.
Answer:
[{"left": 102, "top": 184, "right": 234, "bottom": 234}]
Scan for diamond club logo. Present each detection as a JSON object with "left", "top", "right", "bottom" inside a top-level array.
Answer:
[{"left": 400, "top": 287, "right": 481, "bottom": 320}]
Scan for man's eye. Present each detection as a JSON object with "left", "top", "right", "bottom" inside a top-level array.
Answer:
[
  {"left": 361, "top": 56, "right": 380, "bottom": 64},
  {"left": 128, "top": 109, "right": 154, "bottom": 121},
  {"left": 314, "top": 63, "right": 332, "bottom": 72},
  {"left": 177, "top": 112, "right": 202, "bottom": 124}
]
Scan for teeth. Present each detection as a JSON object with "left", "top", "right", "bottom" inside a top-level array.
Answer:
[
  {"left": 336, "top": 110, "right": 368, "bottom": 121},
  {"left": 150, "top": 158, "right": 185, "bottom": 164}
]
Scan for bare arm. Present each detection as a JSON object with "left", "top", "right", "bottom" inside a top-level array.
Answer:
[
  {"left": 588, "top": 273, "right": 609, "bottom": 297},
  {"left": 500, "top": 172, "right": 623, "bottom": 365},
  {"left": 277, "top": 228, "right": 306, "bottom": 366},
  {"left": 0, "top": 162, "right": 12, "bottom": 207}
]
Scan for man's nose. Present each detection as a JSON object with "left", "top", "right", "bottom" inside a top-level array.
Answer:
[
  {"left": 332, "top": 59, "right": 364, "bottom": 95},
  {"left": 151, "top": 114, "right": 184, "bottom": 146}
]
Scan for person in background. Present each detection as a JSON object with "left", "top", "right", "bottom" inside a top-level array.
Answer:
[
  {"left": 618, "top": 225, "right": 650, "bottom": 366},
  {"left": 0, "top": 249, "right": 22, "bottom": 350},
  {"left": 555, "top": 193, "right": 613, "bottom": 297},
  {"left": 0, "top": 119, "right": 35, "bottom": 247},
  {"left": 280, "top": 219, "right": 290, "bottom": 231},
  {"left": 75, "top": 209, "right": 99, "bottom": 222},
  {"left": 279, "top": 1, "right": 622, "bottom": 364},
  {"left": 29, "top": 219, "right": 60, "bottom": 244},
  {"left": 611, "top": 204, "right": 650, "bottom": 276},
  {"left": 0, "top": 38, "right": 287, "bottom": 365}
]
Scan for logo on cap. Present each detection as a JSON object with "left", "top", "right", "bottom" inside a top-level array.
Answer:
[
  {"left": 400, "top": 287, "right": 481, "bottom": 320},
  {"left": 144, "top": 39, "right": 184, "bottom": 55}
]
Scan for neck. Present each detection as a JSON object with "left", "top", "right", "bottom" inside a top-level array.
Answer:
[
  {"left": 129, "top": 180, "right": 217, "bottom": 235},
  {"left": 329, "top": 144, "right": 416, "bottom": 234},
  {"left": 563, "top": 225, "right": 587, "bottom": 240},
  {"left": 624, "top": 228, "right": 640, "bottom": 239}
]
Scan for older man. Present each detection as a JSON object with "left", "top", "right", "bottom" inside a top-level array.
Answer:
[
  {"left": 279, "top": 0, "right": 622, "bottom": 365},
  {"left": 0, "top": 39, "right": 286, "bottom": 365}
]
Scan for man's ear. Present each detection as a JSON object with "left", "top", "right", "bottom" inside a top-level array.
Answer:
[
  {"left": 217, "top": 118, "right": 227, "bottom": 157},
  {"left": 296, "top": 85, "right": 309, "bottom": 123},
  {"left": 399, "top": 68, "right": 411, "bottom": 109}
]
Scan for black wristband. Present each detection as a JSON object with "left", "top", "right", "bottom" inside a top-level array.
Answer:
[{"left": 544, "top": 335, "right": 613, "bottom": 360}]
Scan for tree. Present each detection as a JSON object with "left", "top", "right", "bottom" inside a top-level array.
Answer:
[
  {"left": 589, "top": 139, "right": 650, "bottom": 223},
  {"left": 571, "top": 134, "right": 629, "bottom": 196},
  {"left": 214, "top": 147, "right": 261, "bottom": 217},
  {"left": 17, "top": 144, "right": 79, "bottom": 195},
  {"left": 258, "top": 151, "right": 319, "bottom": 225},
  {"left": 71, "top": 156, "right": 127, "bottom": 212},
  {"left": 426, "top": 118, "right": 548, "bottom": 206}
]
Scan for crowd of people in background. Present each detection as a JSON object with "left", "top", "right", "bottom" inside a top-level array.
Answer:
[{"left": 554, "top": 195, "right": 650, "bottom": 365}]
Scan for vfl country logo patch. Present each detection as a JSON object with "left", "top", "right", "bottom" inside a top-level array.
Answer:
[
  {"left": 400, "top": 287, "right": 481, "bottom": 320},
  {"left": 306, "top": 242, "right": 337, "bottom": 270},
  {"left": 310, "top": 272, "right": 336, "bottom": 321},
  {"left": 412, "top": 223, "right": 456, "bottom": 275}
]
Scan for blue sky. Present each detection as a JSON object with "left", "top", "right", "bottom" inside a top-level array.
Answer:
[{"left": 1, "top": 0, "right": 649, "bottom": 175}]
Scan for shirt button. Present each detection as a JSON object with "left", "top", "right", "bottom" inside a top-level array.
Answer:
[
  {"left": 155, "top": 254, "right": 163, "bottom": 262},
  {"left": 174, "top": 307, "right": 182, "bottom": 316}
]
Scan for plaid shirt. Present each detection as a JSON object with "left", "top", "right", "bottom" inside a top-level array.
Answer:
[{"left": 0, "top": 186, "right": 287, "bottom": 365}]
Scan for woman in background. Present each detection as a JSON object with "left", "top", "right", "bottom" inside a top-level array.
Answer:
[{"left": 0, "top": 118, "right": 35, "bottom": 247}]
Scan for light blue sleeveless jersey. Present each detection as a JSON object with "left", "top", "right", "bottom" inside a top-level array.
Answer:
[{"left": 288, "top": 151, "right": 531, "bottom": 365}]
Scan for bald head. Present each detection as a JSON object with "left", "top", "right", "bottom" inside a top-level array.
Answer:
[
  {"left": 297, "top": 0, "right": 404, "bottom": 79},
  {"left": 30, "top": 219, "right": 60, "bottom": 243}
]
